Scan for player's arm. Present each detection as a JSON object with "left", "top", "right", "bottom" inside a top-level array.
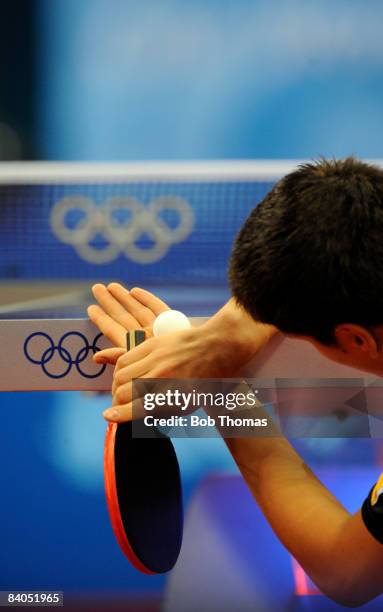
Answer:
[
  {"left": 88, "top": 283, "right": 278, "bottom": 421},
  {"left": 225, "top": 434, "right": 383, "bottom": 607},
  {"left": 88, "top": 284, "right": 383, "bottom": 604},
  {"left": 89, "top": 283, "right": 276, "bottom": 362}
]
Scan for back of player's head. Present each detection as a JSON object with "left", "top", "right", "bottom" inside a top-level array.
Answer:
[{"left": 229, "top": 157, "right": 383, "bottom": 344}]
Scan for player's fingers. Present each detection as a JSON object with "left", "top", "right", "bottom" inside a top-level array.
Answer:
[
  {"left": 112, "top": 356, "right": 157, "bottom": 396},
  {"left": 112, "top": 339, "right": 155, "bottom": 372},
  {"left": 93, "top": 346, "right": 126, "bottom": 364},
  {"left": 92, "top": 283, "right": 140, "bottom": 330},
  {"left": 112, "top": 354, "right": 156, "bottom": 393},
  {"left": 103, "top": 402, "right": 134, "bottom": 422},
  {"left": 87, "top": 304, "right": 127, "bottom": 347},
  {"left": 105, "top": 385, "right": 156, "bottom": 422},
  {"left": 111, "top": 380, "right": 131, "bottom": 401},
  {"left": 129, "top": 286, "right": 171, "bottom": 316},
  {"left": 106, "top": 370, "right": 171, "bottom": 422},
  {"left": 113, "top": 362, "right": 166, "bottom": 402},
  {"left": 108, "top": 282, "right": 163, "bottom": 326},
  {"left": 113, "top": 360, "right": 152, "bottom": 387}
]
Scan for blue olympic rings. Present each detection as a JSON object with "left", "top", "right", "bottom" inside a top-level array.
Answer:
[{"left": 23, "top": 331, "right": 107, "bottom": 379}]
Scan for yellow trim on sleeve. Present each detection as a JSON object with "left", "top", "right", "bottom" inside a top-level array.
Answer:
[{"left": 371, "top": 473, "right": 383, "bottom": 506}]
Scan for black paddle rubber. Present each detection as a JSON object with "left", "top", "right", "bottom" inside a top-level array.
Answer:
[{"left": 104, "top": 330, "right": 183, "bottom": 573}]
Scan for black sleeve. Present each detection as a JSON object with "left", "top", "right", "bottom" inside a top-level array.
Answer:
[{"left": 361, "top": 484, "right": 383, "bottom": 544}]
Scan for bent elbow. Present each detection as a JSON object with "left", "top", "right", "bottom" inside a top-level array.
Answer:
[
  {"left": 328, "top": 593, "right": 373, "bottom": 608},
  {"left": 318, "top": 579, "right": 378, "bottom": 608}
]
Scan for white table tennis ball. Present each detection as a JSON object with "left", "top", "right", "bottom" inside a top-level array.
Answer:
[{"left": 153, "top": 310, "right": 191, "bottom": 336}]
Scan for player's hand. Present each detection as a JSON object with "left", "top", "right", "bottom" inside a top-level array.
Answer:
[
  {"left": 90, "top": 287, "right": 278, "bottom": 423},
  {"left": 94, "top": 324, "right": 249, "bottom": 422},
  {"left": 87, "top": 283, "right": 170, "bottom": 348}
]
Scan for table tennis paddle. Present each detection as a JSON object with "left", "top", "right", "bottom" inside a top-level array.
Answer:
[{"left": 104, "top": 330, "right": 183, "bottom": 574}]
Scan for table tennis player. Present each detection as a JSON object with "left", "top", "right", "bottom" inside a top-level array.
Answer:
[{"left": 89, "top": 157, "right": 383, "bottom": 607}]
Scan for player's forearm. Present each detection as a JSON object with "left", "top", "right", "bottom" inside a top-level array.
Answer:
[
  {"left": 200, "top": 298, "right": 278, "bottom": 367},
  {"left": 225, "top": 436, "right": 379, "bottom": 606}
]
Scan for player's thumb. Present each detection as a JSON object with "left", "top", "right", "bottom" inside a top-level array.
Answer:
[{"left": 93, "top": 347, "right": 126, "bottom": 364}]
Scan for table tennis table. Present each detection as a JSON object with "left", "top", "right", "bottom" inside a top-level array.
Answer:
[{"left": 0, "top": 283, "right": 224, "bottom": 391}]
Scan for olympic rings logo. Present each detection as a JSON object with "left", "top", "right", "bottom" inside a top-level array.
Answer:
[
  {"left": 24, "top": 331, "right": 107, "bottom": 379},
  {"left": 50, "top": 195, "right": 194, "bottom": 264}
]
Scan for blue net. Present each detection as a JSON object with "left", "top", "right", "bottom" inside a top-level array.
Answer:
[{"left": 0, "top": 179, "right": 275, "bottom": 283}]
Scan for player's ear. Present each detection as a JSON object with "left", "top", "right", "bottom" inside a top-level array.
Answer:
[{"left": 333, "top": 323, "right": 378, "bottom": 358}]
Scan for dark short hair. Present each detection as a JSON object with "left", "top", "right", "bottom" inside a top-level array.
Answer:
[{"left": 229, "top": 157, "right": 383, "bottom": 344}]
